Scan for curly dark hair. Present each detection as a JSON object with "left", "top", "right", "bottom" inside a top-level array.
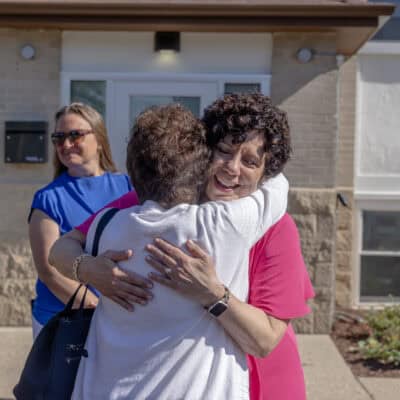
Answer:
[
  {"left": 126, "top": 104, "right": 212, "bottom": 207},
  {"left": 202, "top": 93, "right": 291, "bottom": 178}
]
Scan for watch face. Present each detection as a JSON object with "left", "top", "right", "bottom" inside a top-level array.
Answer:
[{"left": 209, "top": 301, "right": 228, "bottom": 317}]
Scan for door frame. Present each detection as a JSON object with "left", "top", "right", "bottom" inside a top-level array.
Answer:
[{"left": 61, "top": 72, "right": 271, "bottom": 169}]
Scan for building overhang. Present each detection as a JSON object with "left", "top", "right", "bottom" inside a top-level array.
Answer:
[{"left": 0, "top": 0, "right": 395, "bottom": 55}]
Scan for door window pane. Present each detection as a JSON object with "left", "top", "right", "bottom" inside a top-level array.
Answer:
[
  {"left": 360, "top": 255, "right": 400, "bottom": 301},
  {"left": 70, "top": 81, "right": 106, "bottom": 117},
  {"left": 363, "top": 211, "right": 400, "bottom": 251},
  {"left": 224, "top": 83, "right": 261, "bottom": 94},
  {"left": 130, "top": 96, "right": 200, "bottom": 127}
]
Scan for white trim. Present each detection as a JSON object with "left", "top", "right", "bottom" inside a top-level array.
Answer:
[
  {"left": 61, "top": 72, "right": 271, "bottom": 90},
  {"left": 60, "top": 78, "right": 70, "bottom": 108},
  {"left": 61, "top": 70, "right": 271, "bottom": 148},
  {"left": 355, "top": 196, "right": 400, "bottom": 209},
  {"left": 355, "top": 177, "right": 400, "bottom": 193},
  {"left": 359, "top": 40, "right": 400, "bottom": 55},
  {"left": 361, "top": 250, "right": 400, "bottom": 257},
  {"left": 60, "top": 72, "right": 271, "bottom": 171},
  {"left": 354, "top": 58, "right": 363, "bottom": 187},
  {"left": 105, "top": 79, "right": 115, "bottom": 142},
  {"left": 352, "top": 205, "right": 362, "bottom": 307},
  {"left": 356, "top": 300, "right": 400, "bottom": 310}
]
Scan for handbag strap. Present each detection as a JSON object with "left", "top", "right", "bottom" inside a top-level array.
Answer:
[
  {"left": 65, "top": 284, "right": 84, "bottom": 311},
  {"left": 91, "top": 208, "right": 119, "bottom": 257}
]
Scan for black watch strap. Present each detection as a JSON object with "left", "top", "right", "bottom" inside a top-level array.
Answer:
[{"left": 206, "top": 286, "right": 230, "bottom": 317}]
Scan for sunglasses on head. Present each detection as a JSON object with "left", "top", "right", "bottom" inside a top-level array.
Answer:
[{"left": 50, "top": 129, "right": 93, "bottom": 146}]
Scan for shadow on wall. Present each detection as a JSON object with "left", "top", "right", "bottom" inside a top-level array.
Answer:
[{"left": 271, "top": 33, "right": 339, "bottom": 106}]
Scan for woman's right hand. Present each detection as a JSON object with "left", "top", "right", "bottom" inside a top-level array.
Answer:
[{"left": 79, "top": 249, "right": 154, "bottom": 311}]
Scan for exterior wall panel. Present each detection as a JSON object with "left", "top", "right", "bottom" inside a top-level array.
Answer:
[{"left": 0, "top": 29, "right": 61, "bottom": 325}]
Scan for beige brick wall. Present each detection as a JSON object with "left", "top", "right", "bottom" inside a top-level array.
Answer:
[
  {"left": 0, "top": 29, "right": 60, "bottom": 184},
  {"left": 0, "top": 29, "right": 61, "bottom": 325},
  {"left": 336, "top": 56, "right": 357, "bottom": 188},
  {"left": 271, "top": 33, "right": 338, "bottom": 189},
  {"left": 271, "top": 33, "right": 340, "bottom": 332},
  {"left": 335, "top": 56, "right": 357, "bottom": 308}
]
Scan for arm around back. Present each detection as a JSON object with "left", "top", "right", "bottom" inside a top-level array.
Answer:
[
  {"left": 49, "top": 228, "right": 154, "bottom": 311},
  {"left": 207, "top": 173, "right": 289, "bottom": 247},
  {"left": 29, "top": 209, "right": 97, "bottom": 307}
]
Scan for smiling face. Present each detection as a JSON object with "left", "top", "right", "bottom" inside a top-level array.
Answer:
[
  {"left": 205, "top": 131, "right": 267, "bottom": 201},
  {"left": 54, "top": 113, "right": 102, "bottom": 176}
]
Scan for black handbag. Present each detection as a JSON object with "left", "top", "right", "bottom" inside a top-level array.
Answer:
[{"left": 14, "top": 207, "right": 119, "bottom": 400}]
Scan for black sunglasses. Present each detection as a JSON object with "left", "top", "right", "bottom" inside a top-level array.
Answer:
[{"left": 50, "top": 129, "right": 93, "bottom": 146}]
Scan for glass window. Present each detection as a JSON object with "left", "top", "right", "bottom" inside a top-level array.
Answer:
[
  {"left": 363, "top": 211, "right": 400, "bottom": 251},
  {"left": 360, "top": 210, "right": 400, "bottom": 302},
  {"left": 70, "top": 81, "right": 106, "bottom": 117},
  {"left": 224, "top": 83, "right": 261, "bottom": 94},
  {"left": 129, "top": 96, "right": 200, "bottom": 127},
  {"left": 360, "top": 255, "right": 400, "bottom": 301}
]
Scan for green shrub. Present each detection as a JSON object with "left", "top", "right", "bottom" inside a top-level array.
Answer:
[{"left": 358, "top": 305, "right": 400, "bottom": 366}]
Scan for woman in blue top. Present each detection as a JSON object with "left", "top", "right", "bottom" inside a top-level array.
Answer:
[{"left": 28, "top": 103, "right": 132, "bottom": 338}]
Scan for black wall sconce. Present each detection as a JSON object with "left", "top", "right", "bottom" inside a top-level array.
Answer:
[{"left": 154, "top": 32, "right": 180, "bottom": 52}]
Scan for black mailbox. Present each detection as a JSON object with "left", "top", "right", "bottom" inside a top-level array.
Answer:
[{"left": 5, "top": 121, "right": 48, "bottom": 163}]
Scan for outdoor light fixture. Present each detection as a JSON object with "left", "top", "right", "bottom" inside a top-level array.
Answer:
[
  {"left": 20, "top": 44, "right": 36, "bottom": 60},
  {"left": 296, "top": 48, "right": 314, "bottom": 64},
  {"left": 154, "top": 32, "right": 180, "bottom": 52}
]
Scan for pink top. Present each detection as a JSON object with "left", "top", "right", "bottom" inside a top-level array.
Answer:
[
  {"left": 76, "top": 191, "right": 314, "bottom": 400},
  {"left": 248, "top": 213, "right": 315, "bottom": 400}
]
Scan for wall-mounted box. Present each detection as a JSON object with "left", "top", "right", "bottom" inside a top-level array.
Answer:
[{"left": 5, "top": 121, "right": 47, "bottom": 163}]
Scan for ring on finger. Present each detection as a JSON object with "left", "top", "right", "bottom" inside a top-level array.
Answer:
[{"left": 164, "top": 267, "right": 172, "bottom": 276}]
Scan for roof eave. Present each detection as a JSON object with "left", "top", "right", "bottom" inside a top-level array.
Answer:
[{"left": 0, "top": 2, "right": 395, "bottom": 56}]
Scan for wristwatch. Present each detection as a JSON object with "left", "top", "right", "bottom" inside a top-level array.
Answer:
[{"left": 205, "top": 286, "right": 230, "bottom": 317}]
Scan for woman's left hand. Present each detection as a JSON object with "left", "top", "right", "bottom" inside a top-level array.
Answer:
[
  {"left": 146, "top": 238, "right": 289, "bottom": 358},
  {"left": 145, "top": 238, "right": 225, "bottom": 307}
]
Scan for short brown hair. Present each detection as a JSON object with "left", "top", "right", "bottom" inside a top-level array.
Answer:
[
  {"left": 126, "top": 104, "right": 211, "bottom": 207},
  {"left": 202, "top": 93, "right": 291, "bottom": 179},
  {"left": 53, "top": 103, "right": 117, "bottom": 178}
]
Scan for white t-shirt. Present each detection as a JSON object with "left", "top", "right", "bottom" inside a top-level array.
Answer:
[{"left": 72, "top": 174, "right": 288, "bottom": 400}]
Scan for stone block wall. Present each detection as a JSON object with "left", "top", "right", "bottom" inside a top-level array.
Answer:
[
  {"left": 0, "top": 29, "right": 60, "bottom": 325},
  {"left": 336, "top": 56, "right": 357, "bottom": 188},
  {"left": 335, "top": 190, "right": 355, "bottom": 308},
  {"left": 0, "top": 185, "right": 39, "bottom": 325},
  {"left": 289, "top": 189, "right": 337, "bottom": 334}
]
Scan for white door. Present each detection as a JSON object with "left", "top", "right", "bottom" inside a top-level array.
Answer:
[{"left": 111, "top": 80, "right": 219, "bottom": 171}]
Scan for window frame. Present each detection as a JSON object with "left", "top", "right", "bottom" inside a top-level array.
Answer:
[
  {"left": 354, "top": 196, "right": 400, "bottom": 308},
  {"left": 61, "top": 72, "right": 271, "bottom": 124}
]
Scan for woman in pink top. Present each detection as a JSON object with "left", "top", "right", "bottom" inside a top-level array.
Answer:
[{"left": 51, "top": 94, "right": 314, "bottom": 399}]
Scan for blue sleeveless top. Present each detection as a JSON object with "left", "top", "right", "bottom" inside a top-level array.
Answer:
[{"left": 29, "top": 172, "right": 132, "bottom": 325}]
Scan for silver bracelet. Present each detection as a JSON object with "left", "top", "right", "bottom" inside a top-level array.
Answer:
[{"left": 71, "top": 254, "right": 91, "bottom": 283}]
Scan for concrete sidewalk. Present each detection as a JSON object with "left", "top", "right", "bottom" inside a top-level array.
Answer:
[
  {"left": 298, "top": 335, "right": 400, "bottom": 400},
  {"left": 0, "top": 328, "right": 399, "bottom": 400}
]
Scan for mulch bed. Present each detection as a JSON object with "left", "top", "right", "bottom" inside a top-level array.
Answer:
[{"left": 330, "top": 309, "right": 400, "bottom": 378}]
